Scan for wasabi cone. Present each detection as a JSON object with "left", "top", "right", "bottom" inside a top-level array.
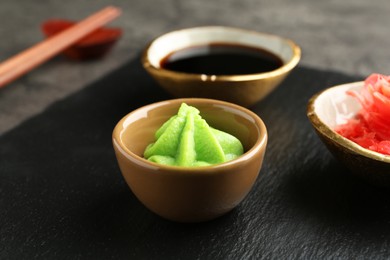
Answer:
[{"left": 144, "top": 103, "right": 244, "bottom": 167}]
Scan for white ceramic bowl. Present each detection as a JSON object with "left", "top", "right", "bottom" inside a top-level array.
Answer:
[{"left": 307, "top": 82, "right": 390, "bottom": 185}]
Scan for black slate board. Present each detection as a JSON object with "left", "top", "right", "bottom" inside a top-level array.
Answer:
[{"left": 1, "top": 57, "right": 390, "bottom": 259}]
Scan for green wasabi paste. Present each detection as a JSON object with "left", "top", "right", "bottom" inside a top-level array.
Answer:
[{"left": 144, "top": 103, "right": 244, "bottom": 167}]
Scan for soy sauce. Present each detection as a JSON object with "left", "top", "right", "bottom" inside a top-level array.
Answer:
[{"left": 160, "top": 43, "right": 283, "bottom": 75}]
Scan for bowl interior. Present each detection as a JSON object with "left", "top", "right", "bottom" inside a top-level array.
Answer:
[
  {"left": 146, "top": 26, "right": 297, "bottom": 69},
  {"left": 117, "top": 99, "right": 264, "bottom": 162},
  {"left": 309, "top": 81, "right": 390, "bottom": 163},
  {"left": 313, "top": 82, "right": 362, "bottom": 128}
]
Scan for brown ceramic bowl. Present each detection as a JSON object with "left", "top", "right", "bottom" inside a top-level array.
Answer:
[
  {"left": 142, "top": 26, "right": 301, "bottom": 107},
  {"left": 307, "top": 82, "right": 390, "bottom": 186},
  {"left": 112, "top": 98, "right": 267, "bottom": 222}
]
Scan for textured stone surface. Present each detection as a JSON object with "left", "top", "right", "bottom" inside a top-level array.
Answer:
[
  {"left": 0, "top": 0, "right": 390, "bottom": 134},
  {"left": 1, "top": 58, "right": 390, "bottom": 259}
]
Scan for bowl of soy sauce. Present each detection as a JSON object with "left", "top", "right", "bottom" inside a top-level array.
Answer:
[{"left": 142, "top": 26, "right": 301, "bottom": 107}]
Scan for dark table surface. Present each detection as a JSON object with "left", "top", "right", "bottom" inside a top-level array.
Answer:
[
  {"left": 1, "top": 1, "right": 390, "bottom": 259},
  {"left": 2, "top": 56, "right": 390, "bottom": 259}
]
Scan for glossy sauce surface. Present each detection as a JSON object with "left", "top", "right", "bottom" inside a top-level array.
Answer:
[{"left": 160, "top": 43, "right": 283, "bottom": 75}]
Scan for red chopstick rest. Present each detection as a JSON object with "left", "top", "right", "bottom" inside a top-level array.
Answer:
[{"left": 41, "top": 19, "right": 122, "bottom": 60}]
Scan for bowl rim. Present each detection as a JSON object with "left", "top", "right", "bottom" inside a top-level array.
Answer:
[
  {"left": 113, "top": 98, "right": 268, "bottom": 174},
  {"left": 307, "top": 81, "right": 390, "bottom": 163},
  {"left": 141, "top": 26, "right": 301, "bottom": 82}
]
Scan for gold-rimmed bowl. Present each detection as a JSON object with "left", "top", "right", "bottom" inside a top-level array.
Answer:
[
  {"left": 307, "top": 82, "right": 390, "bottom": 185},
  {"left": 112, "top": 98, "right": 268, "bottom": 222},
  {"left": 142, "top": 26, "right": 301, "bottom": 107}
]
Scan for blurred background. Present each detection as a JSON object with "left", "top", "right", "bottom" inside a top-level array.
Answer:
[{"left": 0, "top": 0, "right": 389, "bottom": 133}]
